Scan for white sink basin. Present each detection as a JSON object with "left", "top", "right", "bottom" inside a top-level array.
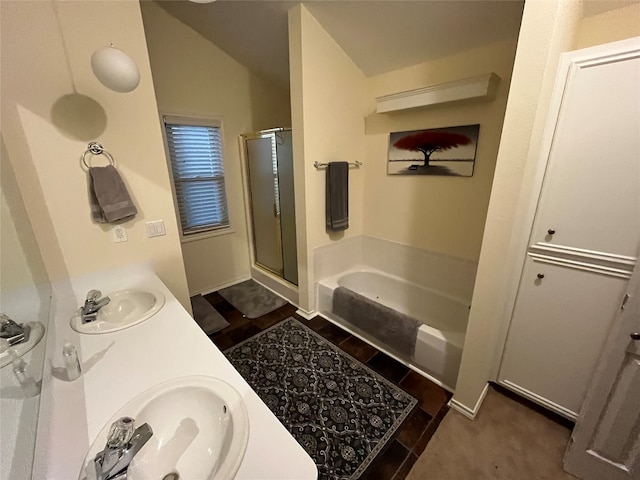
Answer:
[
  {"left": 79, "top": 376, "right": 250, "bottom": 480},
  {"left": 70, "top": 289, "right": 165, "bottom": 334}
]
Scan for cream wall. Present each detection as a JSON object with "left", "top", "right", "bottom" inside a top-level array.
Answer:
[
  {"left": 249, "top": 75, "right": 293, "bottom": 132},
  {"left": 141, "top": 1, "right": 251, "bottom": 296},
  {"left": 140, "top": 1, "right": 291, "bottom": 296},
  {"left": 363, "top": 40, "right": 518, "bottom": 262},
  {"left": 0, "top": 143, "right": 43, "bottom": 296},
  {"left": 453, "top": 0, "right": 640, "bottom": 415},
  {"left": 289, "top": 5, "right": 368, "bottom": 311},
  {"left": 0, "top": 190, "right": 34, "bottom": 293},
  {"left": 0, "top": 136, "right": 51, "bottom": 314},
  {"left": 575, "top": 1, "right": 640, "bottom": 49},
  {"left": 1, "top": 0, "right": 190, "bottom": 308}
]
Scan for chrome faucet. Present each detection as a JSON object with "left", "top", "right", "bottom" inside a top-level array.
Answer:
[
  {"left": 0, "top": 314, "right": 30, "bottom": 346},
  {"left": 94, "top": 416, "right": 153, "bottom": 480},
  {"left": 81, "top": 290, "right": 110, "bottom": 324}
]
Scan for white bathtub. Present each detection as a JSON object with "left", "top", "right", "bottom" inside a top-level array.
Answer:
[{"left": 317, "top": 268, "right": 470, "bottom": 390}]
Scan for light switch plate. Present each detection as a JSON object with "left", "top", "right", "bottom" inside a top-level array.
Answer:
[{"left": 146, "top": 220, "right": 166, "bottom": 238}]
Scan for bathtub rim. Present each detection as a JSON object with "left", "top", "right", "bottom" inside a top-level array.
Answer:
[{"left": 322, "top": 266, "right": 473, "bottom": 307}]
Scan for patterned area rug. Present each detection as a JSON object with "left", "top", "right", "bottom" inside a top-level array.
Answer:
[{"left": 225, "top": 318, "right": 417, "bottom": 479}]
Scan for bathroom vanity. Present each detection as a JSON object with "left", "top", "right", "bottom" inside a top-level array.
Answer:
[{"left": 33, "top": 266, "right": 317, "bottom": 480}]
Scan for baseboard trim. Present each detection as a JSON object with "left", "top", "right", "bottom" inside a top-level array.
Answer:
[
  {"left": 295, "top": 308, "right": 317, "bottom": 320},
  {"left": 195, "top": 275, "right": 251, "bottom": 296},
  {"left": 498, "top": 379, "right": 578, "bottom": 421},
  {"left": 450, "top": 382, "right": 490, "bottom": 420}
]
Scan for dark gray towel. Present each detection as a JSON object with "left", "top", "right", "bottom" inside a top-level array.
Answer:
[
  {"left": 326, "top": 161, "right": 349, "bottom": 231},
  {"left": 89, "top": 165, "right": 137, "bottom": 223},
  {"left": 333, "top": 286, "right": 420, "bottom": 357}
]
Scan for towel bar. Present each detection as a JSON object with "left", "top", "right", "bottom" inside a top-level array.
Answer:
[
  {"left": 314, "top": 161, "right": 362, "bottom": 169},
  {"left": 82, "top": 142, "right": 115, "bottom": 170}
]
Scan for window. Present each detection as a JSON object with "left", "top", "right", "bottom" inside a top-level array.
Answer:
[{"left": 163, "top": 116, "right": 230, "bottom": 239}]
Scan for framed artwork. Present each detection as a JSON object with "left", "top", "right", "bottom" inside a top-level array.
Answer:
[{"left": 388, "top": 124, "right": 480, "bottom": 176}]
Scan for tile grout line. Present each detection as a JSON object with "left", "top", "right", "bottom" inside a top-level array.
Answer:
[{"left": 391, "top": 450, "right": 411, "bottom": 480}]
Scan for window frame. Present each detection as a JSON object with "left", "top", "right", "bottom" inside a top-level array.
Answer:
[{"left": 161, "top": 114, "right": 234, "bottom": 243}]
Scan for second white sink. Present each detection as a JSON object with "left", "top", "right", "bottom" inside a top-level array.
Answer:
[
  {"left": 71, "top": 289, "right": 165, "bottom": 334},
  {"left": 78, "top": 376, "right": 250, "bottom": 480}
]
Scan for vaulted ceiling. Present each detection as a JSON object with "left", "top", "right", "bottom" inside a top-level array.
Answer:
[{"left": 156, "top": 0, "right": 525, "bottom": 89}]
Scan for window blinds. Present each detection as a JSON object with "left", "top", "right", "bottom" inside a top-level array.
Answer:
[{"left": 164, "top": 118, "right": 230, "bottom": 236}]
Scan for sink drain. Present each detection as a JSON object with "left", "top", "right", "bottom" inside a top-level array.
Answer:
[{"left": 162, "top": 473, "right": 179, "bottom": 480}]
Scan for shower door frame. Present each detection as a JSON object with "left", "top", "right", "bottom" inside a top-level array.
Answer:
[{"left": 241, "top": 129, "right": 286, "bottom": 279}]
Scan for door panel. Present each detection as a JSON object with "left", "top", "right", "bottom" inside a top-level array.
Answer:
[
  {"left": 564, "top": 264, "right": 640, "bottom": 479},
  {"left": 499, "top": 260, "right": 629, "bottom": 416},
  {"left": 530, "top": 56, "right": 640, "bottom": 257},
  {"left": 589, "top": 353, "right": 640, "bottom": 463},
  {"left": 246, "top": 137, "right": 282, "bottom": 274}
]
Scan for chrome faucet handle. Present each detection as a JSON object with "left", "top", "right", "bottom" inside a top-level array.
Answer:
[
  {"left": 81, "top": 290, "right": 110, "bottom": 324},
  {"left": 107, "top": 417, "right": 135, "bottom": 449},
  {"left": 107, "top": 417, "right": 135, "bottom": 448},
  {"left": 86, "top": 290, "right": 102, "bottom": 304},
  {"left": 95, "top": 417, "right": 153, "bottom": 480},
  {"left": 0, "top": 314, "right": 27, "bottom": 346},
  {"left": 0, "top": 314, "right": 17, "bottom": 330},
  {"left": 0, "top": 318, "right": 20, "bottom": 333}
]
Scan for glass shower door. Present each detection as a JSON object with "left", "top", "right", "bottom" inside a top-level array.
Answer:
[{"left": 245, "top": 136, "right": 283, "bottom": 275}]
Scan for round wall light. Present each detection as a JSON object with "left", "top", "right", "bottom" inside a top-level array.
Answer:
[{"left": 91, "top": 45, "right": 140, "bottom": 93}]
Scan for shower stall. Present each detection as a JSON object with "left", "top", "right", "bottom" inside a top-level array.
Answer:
[{"left": 242, "top": 128, "right": 298, "bottom": 286}]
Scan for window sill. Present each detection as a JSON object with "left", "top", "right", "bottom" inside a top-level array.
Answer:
[{"left": 180, "top": 227, "right": 235, "bottom": 244}]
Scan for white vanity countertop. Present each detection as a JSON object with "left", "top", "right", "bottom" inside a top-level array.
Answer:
[{"left": 34, "top": 266, "right": 317, "bottom": 480}]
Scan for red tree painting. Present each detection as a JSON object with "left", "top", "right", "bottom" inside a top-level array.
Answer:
[{"left": 393, "top": 131, "right": 471, "bottom": 167}]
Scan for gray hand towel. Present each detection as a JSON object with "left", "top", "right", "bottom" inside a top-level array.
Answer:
[
  {"left": 89, "top": 165, "right": 137, "bottom": 223},
  {"left": 326, "top": 161, "right": 349, "bottom": 231}
]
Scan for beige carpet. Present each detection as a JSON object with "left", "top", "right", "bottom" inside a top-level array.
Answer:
[{"left": 407, "top": 387, "right": 579, "bottom": 480}]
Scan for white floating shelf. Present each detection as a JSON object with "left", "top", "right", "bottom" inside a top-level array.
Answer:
[{"left": 375, "top": 72, "right": 501, "bottom": 113}]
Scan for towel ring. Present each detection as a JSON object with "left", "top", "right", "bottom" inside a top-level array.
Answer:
[{"left": 82, "top": 142, "right": 115, "bottom": 170}]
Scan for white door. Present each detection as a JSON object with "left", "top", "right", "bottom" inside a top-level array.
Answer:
[
  {"left": 564, "top": 264, "right": 640, "bottom": 479},
  {"left": 498, "top": 37, "right": 640, "bottom": 418}
]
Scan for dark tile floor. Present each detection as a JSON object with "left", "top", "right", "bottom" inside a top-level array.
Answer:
[{"left": 202, "top": 292, "right": 452, "bottom": 480}]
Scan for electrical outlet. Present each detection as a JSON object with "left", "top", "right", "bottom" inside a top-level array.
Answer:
[
  {"left": 112, "top": 225, "right": 128, "bottom": 243},
  {"left": 145, "top": 220, "right": 166, "bottom": 238}
]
